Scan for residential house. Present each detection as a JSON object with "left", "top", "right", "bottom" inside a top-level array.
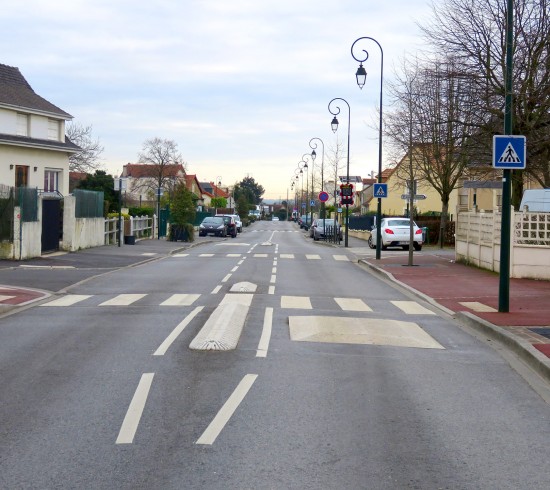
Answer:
[
  {"left": 121, "top": 162, "right": 186, "bottom": 205},
  {"left": 0, "top": 63, "right": 79, "bottom": 195},
  {"left": 199, "top": 181, "right": 229, "bottom": 208},
  {"left": 184, "top": 174, "right": 205, "bottom": 208}
]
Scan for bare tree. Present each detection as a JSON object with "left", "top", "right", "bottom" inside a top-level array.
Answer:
[
  {"left": 421, "top": 0, "right": 550, "bottom": 205},
  {"left": 136, "top": 137, "right": 186, "bottom": 198},
  {"left": 66, "top": 122, "right": 104, "bottom": 173},
  {"left": 325, "top": 136, "right": 347, "bottom": 219}
]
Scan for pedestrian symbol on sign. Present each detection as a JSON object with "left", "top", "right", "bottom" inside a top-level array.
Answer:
[{"left": 498, "top": 143, "right": 521, "bottom": 164}]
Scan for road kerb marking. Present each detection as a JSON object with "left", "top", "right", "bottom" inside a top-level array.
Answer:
[
  {"left": 116, "top": 373, "right": 154, "bottom": 444},
  {"left": 196, "top": 374, "right": 258, "bottom": 445},
  {"left": 154, "top": 307, "right": 203, "bottom": 356},
  {"left": 256, "top": 308, "right": 273, "bottom": 358}
]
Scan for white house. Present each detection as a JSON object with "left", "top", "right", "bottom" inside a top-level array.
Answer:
[{"left": 0, "top": 63, "right": 79, "bottom": 195}]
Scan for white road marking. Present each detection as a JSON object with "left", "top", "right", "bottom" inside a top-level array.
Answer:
[
  {"left": 99, "top": 294, "right": 146, "bottom": 306},
  {"left": 391, "top": 301, "right": 436, "bottom": 315},
  {"left": 221, "top": 293, "right": 253, "bottom": 306},
  {"left": 160, "top": 294, "right": 200, "bottom": 306},
  {"left": 270, "top": 275, "right": 276, "bottom": 284},
  {"left": 154, "top": 307, "right": 203, "bottom": 356},
  {"left": 41, "top": 294, "right": 91, "bottom": 307},
  {"left": 281, "top": 296, "right": 312, "bottom": 309},
  {"left": 459, "top": 301, "right": 498, "bottom": 313},
  {"left": 172, "top": 253, "right": 189, "bottom": 257},
  {"left": 227, "top": 254, "right": 242, "bottom": 257},
  {"left": 141, "top": 253, "right": 157, "bottom": 256},
  {"left": 116, "top": 373, "right": 154, "bottom": 444},
  {"left": 211, "top": 285, "right": 222, "bottom": 294},
  {"left": 333, "top": 255, "right": 349, "bottom": 261},
  {"left": 268, "top": 286, "right": 275, "bottom": 295},
  {"left": 231, "top": 266, "right": 239, "bottom": 272},
  {"left": 222, "top": 274, "right": 232, "bottom": 283},
  {"left": 196, "top": 374, "right": 258, "bottom": 445},
  {"left": 272, "top": 267, "right": 277, "bottom": 274},
  {"left": 253, "top": 254, "right": 268, "bottom": 258},
  {"left": 0, "top": 295, "right": 15, "bottom": 301},
  {"left": 200, "top": 253, "right": 214, "bottom": 257},
  {"left": 306, "top": 254, "right": 321, "bottom": 260},
  {"left": 257, "top": 308, "right": 273, "bottom": 358},
  {"left": 335, "top": 298, "right": 372, "bottom": 312},
  {"left": 280, "top": 254, "right": 294, "bottom": 259}
]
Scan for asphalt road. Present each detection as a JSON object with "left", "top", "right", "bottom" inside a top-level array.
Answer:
[{"left": 1, "top": 221, "right": 549, "bottom": 489}]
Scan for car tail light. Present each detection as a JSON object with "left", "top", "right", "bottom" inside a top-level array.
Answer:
[
  {"left": 415, "top": 229, "right": 423, "bottom": 235},
  {"left": 384, "top": 228, "right": 394, "bottom": 234}
]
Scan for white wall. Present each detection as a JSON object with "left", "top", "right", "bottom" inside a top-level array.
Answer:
[{"left": 62, "top": 195, "right": 105, "bottom": 251}]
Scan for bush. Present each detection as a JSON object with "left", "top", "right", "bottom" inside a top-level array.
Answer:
[
  {"left": 107, "top": 212, "right": 130, "bottom": 220},
  {"left": 128, "top": 206, "right": 154, "bottom": 217},
  {"left": 169, "top": 222, "right": 195, "bottom": 242}
]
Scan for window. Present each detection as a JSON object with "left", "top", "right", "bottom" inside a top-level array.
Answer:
[
  {"left": 44, "top": 170, "right": 60, "bottom": 192},
  {"left": 17, "top": 114, "right": 29, "bottom": 136},
  {"left": 48, "top": 119, "right": 60, "bottom": 140}
]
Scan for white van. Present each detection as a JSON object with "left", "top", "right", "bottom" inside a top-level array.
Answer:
[{"left": 519, "top": 189, "right": 550, "bottom": 212}]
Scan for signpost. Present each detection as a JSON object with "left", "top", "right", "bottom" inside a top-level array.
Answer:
[{"left": 401, "top": 194, "right": 426, "bottom": 200}]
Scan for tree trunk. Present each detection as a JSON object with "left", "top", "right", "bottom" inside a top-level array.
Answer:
[{"left": 439, "top": 199, "right": 449, "bottom": 248}]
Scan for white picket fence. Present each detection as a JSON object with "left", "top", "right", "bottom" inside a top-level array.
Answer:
[
  {"left": 456, "top": 209, "right": 550, "bottom": 280},
  {"left": 104, "top": 215, "right": 156, "bottom": 245}
]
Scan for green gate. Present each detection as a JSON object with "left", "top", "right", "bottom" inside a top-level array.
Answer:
[{"left": 159, "top": 208, "right": 170, "bottom": 237}]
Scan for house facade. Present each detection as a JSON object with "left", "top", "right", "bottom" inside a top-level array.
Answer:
[
  {"left": 121, "top": 163, "right": 186, "bottom": 205},
  {"left": 0, "top": 63, "right": 79, "bottom": 195}
]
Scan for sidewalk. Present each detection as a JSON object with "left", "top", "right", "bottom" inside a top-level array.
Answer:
[{"left": 359, "top": 246, "right": 550, "bottom": 380}]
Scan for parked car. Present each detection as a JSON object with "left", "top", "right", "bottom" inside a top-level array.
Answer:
[
  {"left": 299, "top": 215, "right": 312, "bottom": 230},
  {"left": 369, "top": 217, "right": 423, "bottom": 251},
  {"left": 311, "top": 218, "right": 342, "bottom": 241},
  {"left": 215, "top": 214, "right": 238, "bottom": 237},
  {"left": 272, "top": 216, "right": 279, "bottom": 221},
  {"left": 231, "top": 214, "right": 243, "bottom": 232},
  {"left": 199, "top": 216, "right": 227, "bottom": 237}
]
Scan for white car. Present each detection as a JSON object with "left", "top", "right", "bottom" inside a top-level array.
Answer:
[
  {"left": 369, "top": 218, "right": 423, "bottom": 251},
  {"left": 231, "top": 214, "right": 243, "bottom": 232}
]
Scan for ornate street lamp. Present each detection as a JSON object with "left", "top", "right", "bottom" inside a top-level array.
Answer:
[
  {"left": 310, "top": 137, "right": 325, "bottom": 230},
  {"left": 351, "top": 36, "right": 384, "bottom": 259},
  {"left": 328, "top": 97, "right": 351, "bottom": 247}
]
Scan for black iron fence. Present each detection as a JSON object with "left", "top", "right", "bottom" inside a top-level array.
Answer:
[
  {"left": 0, "top": 184, "right": 14, "bottom": 241},
  {"left": 75, "top": 189, "right": 104, "bottom": 218}
]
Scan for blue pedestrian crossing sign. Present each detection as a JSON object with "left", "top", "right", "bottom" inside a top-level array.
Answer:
[
  {"left": 493, "top": 135, "right": 526, "bottom": 169},
  {"left": 373, "top": 183, "right": 388, "bottom": 198}
]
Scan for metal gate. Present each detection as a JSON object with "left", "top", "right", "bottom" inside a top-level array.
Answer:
[
  {"left": 41, "top": 198, "right": 62, "bottom": 253},
  {"left": 159, "top": 208, "right": 169, "bottom": 237}
]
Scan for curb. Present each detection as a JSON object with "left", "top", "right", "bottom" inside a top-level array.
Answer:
[{"left": 359, "top": 259, "right": 550, "bottom": 384}]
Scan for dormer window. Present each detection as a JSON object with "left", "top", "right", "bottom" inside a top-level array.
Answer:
[
  {"left": 17, "top": 113, "right": 29, "bottom": 136},
  {"left": 48, "top": 119, "right": 60, "bottom": 141}
]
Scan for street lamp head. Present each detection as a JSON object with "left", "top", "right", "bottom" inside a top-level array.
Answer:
[
  {"left": 356, "top": 63, "right": 367, "bottom": 89},
  {"left": 331, "top": 116, "right": 339, "bottom": 133},
  {"left": 311, "top": 149, "right": 316, "bottom": 161}
]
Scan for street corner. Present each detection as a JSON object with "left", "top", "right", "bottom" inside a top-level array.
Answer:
[{"left": 0, "top": 285, "right": 51, "bottom": 309}]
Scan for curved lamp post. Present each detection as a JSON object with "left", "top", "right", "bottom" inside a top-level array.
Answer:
[
  {"left": 328, "top": 97, "right": 351, "bottom": 247},
  {"left": 301, "top": 153, "right": 312, "bottom": 226},
  {"left": 351, "top": 36, "right": 384, "bottom": 259},
  {"left": 310, "top": 137, "right": 325, "bottom": 232}
]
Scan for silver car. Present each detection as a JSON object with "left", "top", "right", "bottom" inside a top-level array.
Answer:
[
  {"left": 369, "top": 218, "right": 423, "bottom": 251},
  {"left": 311, "top": 218, "right": 342, "bottom": 241}
]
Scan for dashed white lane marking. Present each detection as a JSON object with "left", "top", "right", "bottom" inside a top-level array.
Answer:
[
  {"left": 268, "top": 286, "right": 275, "bottom": 295},
  {"left": 116, "top": 373, "right": 154, "bottom": 444},
  {"left": 200, "top": 254, "right": 214, "bottom": 257},
  {"left": 154, "top": 307, "right": 204, "bottom": 356},
  {"left": 391, "top": 301, "right": 436, "bottom": 315},
  {"left": 253, "top": 254, "right": 268, "bottom": 258},
  {"left": 196, "top": 374, "right": 258, "bottom": 445},
  {"left": 100, "top": 294, "right": 147, "bottom": 306},
  {"left": 306, "top": 254, "right": 321, "bottom": 260},
  {"left": 335, "top": 298, "right": 372, "bottom": 312},
  {"left": 231, "top": 266, "right": 239, "bottom": 272},
  {"left": 281, "top": 296, "right": 312, "bottom": 309},
  {"left": 272, "top": 267, "right": 277, "bottom": 274},
  {"left": 172, "top": 253, "right": 189, "bottom": 257},
  {"left": 211, "top": 285, "right": 222, "bottom": 294},
  {"left": 41, "top": 294, "right": 92, "bottom": 307},
  {"left": 256, "top": 308, "right": 273, "bottom": 358},
  {"left": 270, "top": 275, "right": 276, "bottom": 284},
  {"left": 160, "top": 294, "right": 200, "bottom": 306},
  {"left": 222, "top": 274, "right": 232, "bottom": 283},
  {"left": 333, "top": 255, "right": 349, "bottom": 261},
  {"left": 280, "top": 254, "right": 295, "bottom": 259},
  {"left": 459, "top": 301, "right": 498, "bottom": 313},
  {"left": 227, "top": 254, "right": 242, "bottom": 257}
]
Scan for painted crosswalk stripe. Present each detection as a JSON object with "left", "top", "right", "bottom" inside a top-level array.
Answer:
[
  {"left": 160, "top": 294, "right": 200, "bottom": 306},
  {"left": 200, "top": 253, "right": 214, "bottom": 257},
  {"left": 281, "top": 296, "right": 312, "bottom": 309},
  {"left": 391, "top": 301, "right": 436, "bottom": 315},
  {"left": 253, "top": 254, "right": 268, "bottom": 258},
  {"left": 333, "top": 255, "right": 349, "bottom": 261},
  {"left": 99, "top": 294, "right": 147, "bottom": 306},
  {"left": 335, "top": 298, "right": 372, "bottom": 312},
  {"left": 41, "top": 294, "right": 92, "bottom": 307},
  {"left": 280, "top": 254, "right": 294, "bottom": 259},
  {"left": 116, "top": 373, "right": 154, "bottom": 444},
  {"left": 306, "top": 254, "right": 321, "bottom": 260},
  {"left": 227, "top": 254, "right": 242, "bottom": 257}
]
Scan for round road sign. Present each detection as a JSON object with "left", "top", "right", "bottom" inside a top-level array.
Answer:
[{"left": 319, "top": 191, "right": 329, "bottom": 202}]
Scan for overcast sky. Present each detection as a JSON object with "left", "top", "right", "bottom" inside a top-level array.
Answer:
[{"left": 3, "top": 0, "right": 433, "bottom": 199}]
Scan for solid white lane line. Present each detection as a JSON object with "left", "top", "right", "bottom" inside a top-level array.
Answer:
[
  {"left": 391, "top": 301, "right": 436, "bottom": 315},
  {"left": 41, "top": 294, "right": 91, "bottom": 307},
  {"left": 222, "top": 274, "right": 232, "bottom": 283},
  {"left": 211, "top": 285, "right": 222, "bottom": 294},
  {"left": 196, "top": 374, "right": 258, "bottom": 445},
  {"left": 268, "top": 286, "right": 275, "bottom": 295},
  {"left": 154, "top": 307, "right": 204, "bottom": 356},
  {"left": 116, "top": 373, "right": 154, "bottom": 444},
  {"left": 100, "top": 294, "right": 146, "bottom": 306},
  {"left": 160, "top": 294, "right": 200, "bottom": 306},
  {"left": 256, "top": 308, "right": 273, "bottom": 358}
]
